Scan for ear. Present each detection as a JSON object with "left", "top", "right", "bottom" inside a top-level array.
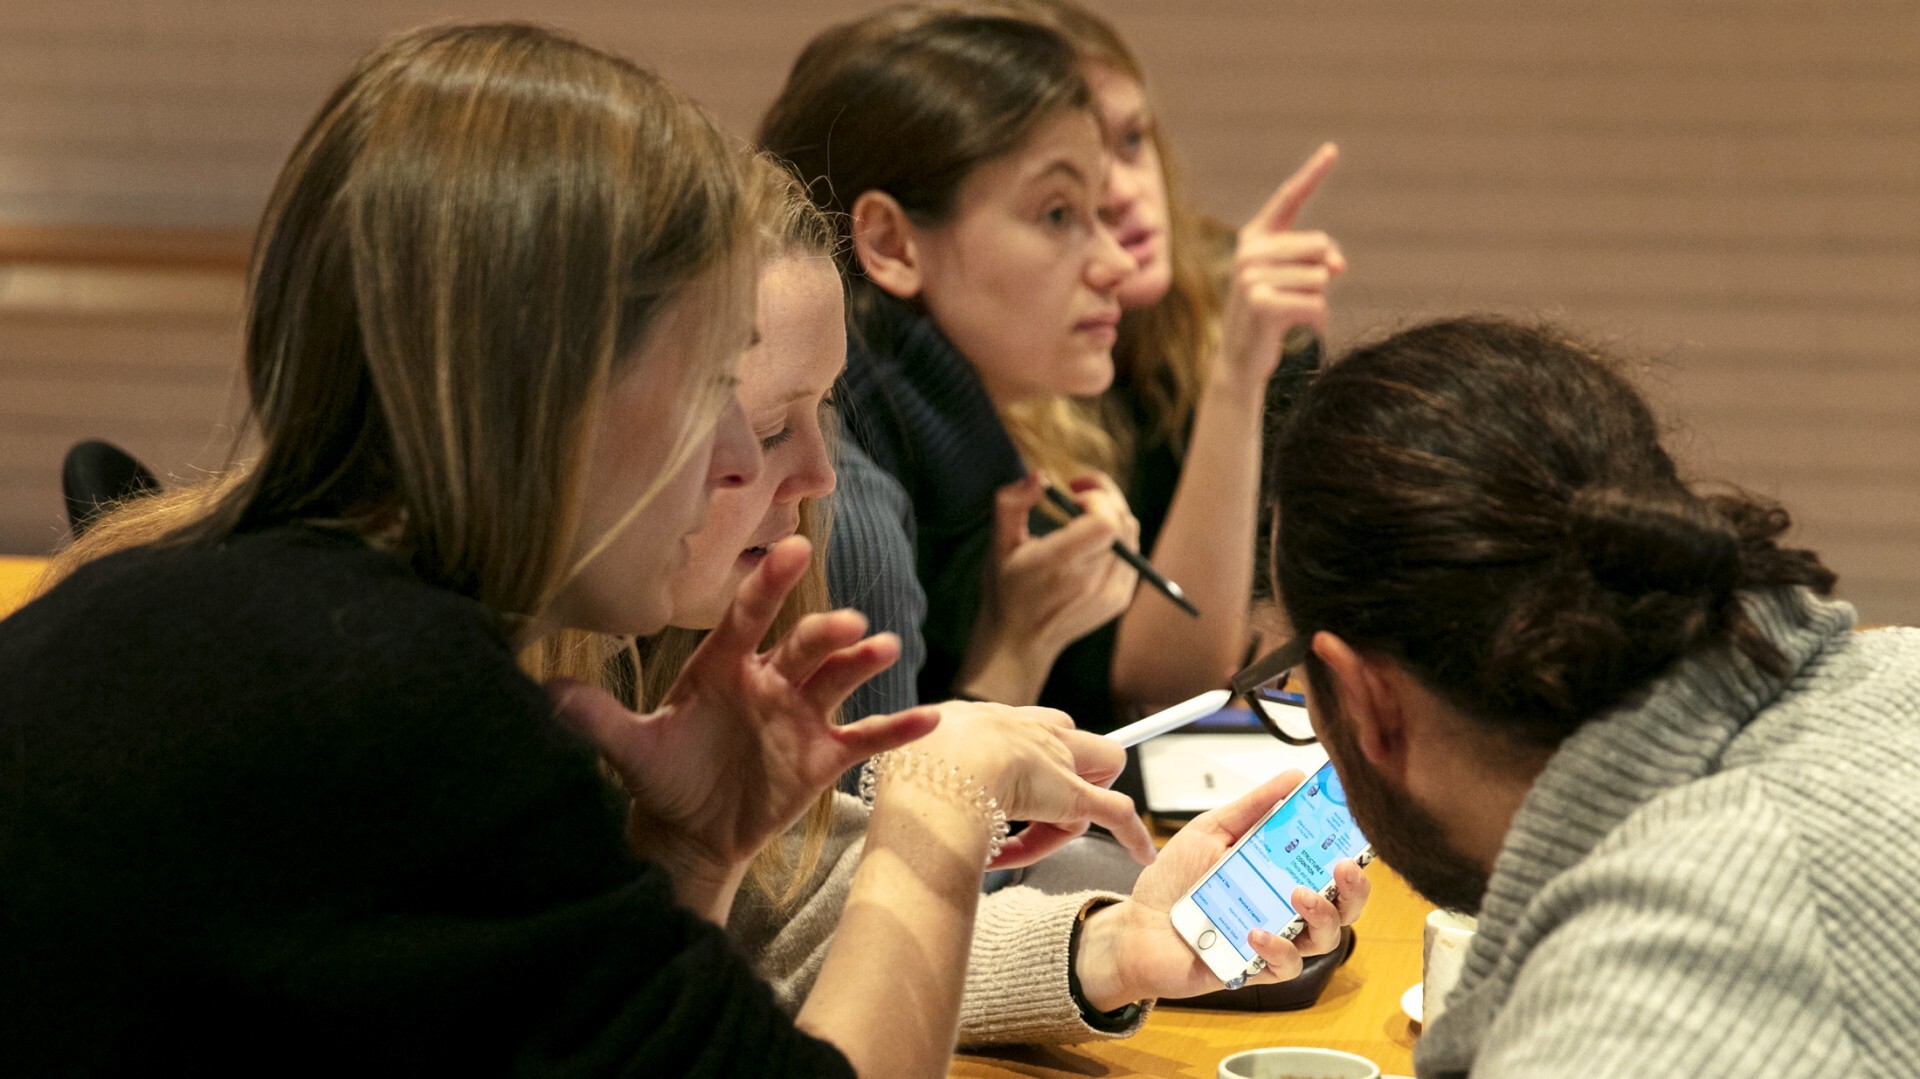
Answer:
[
  {"left": 1311, "top": 630, "right": 1410, "bottom": 784},
  {"left": 850, "top": 190, "right": 923, "bottom": 300}
]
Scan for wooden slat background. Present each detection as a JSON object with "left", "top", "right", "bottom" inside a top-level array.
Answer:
[{"left": 2, "top": 0, "right": 1915, "bottom": 624}]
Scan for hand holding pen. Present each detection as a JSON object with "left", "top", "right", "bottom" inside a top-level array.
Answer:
[
  {"left": 1040, "top": 483, "right": 1200, "bottom": 618},
  {"left": 956, "top": 473, "right": 1146, "bottom": 705}
]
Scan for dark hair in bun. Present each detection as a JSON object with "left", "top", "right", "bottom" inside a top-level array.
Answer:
[{"left": 1267, "top": 316, "right": 1835, "bottom": 748}]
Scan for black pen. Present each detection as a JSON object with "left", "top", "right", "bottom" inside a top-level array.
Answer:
[{"left": 1041, "top": 483, "right": 1201, "bottom": 618}]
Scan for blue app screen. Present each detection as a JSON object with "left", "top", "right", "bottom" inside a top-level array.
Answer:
[{"left": 1189, "top": 760, "right": 1366, "bottom": 963}]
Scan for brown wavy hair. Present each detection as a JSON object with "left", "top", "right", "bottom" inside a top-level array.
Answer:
[{"left": 1268, "top": 316, "right": 1836, "bottom": 748}]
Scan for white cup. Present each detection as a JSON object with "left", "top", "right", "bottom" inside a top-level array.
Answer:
[
  {"left": 1218, "top": 1046, "right": 1382, "bottom": 1079},
  {"left": 1421, "top": 909, "right": 1478, "bottom": 1027}
]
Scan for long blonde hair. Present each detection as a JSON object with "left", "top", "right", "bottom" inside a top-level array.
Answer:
[
  {"left": 631, "top": 158, "right": 846, "bottom": 908},
  {"left": 1000, "top": 397, "right": 1120, "bottom": 486},
  {"left": 43, "top": 25, "right": 807, "bottom": 909},
  {"left": 46, "top": 25, "right": 753, "bottom": 646}
]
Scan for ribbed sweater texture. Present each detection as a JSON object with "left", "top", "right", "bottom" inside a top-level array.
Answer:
[
  {"left": 840, "top": 298, "right": 1027, "bottom": 710},
  {"left": 1416, "top": 589, "right": 1920, "bottom": 1078},
  {"left": 826, "top": 438, "right": 927, "bottom": 722},
  {"left": 729, "top": 793, "right": 1149, "bottom": 1046}
]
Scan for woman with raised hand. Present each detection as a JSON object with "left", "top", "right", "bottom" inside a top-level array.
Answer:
[
  {"left": 645, "top": 160, "right": 1368, "bottom": 1045},
  {"left": 0, "top": 24, "right": 1149, "bottom": 1077},
  {"left": 979, "top": 0, "right": 1347, "bottom": 711}
]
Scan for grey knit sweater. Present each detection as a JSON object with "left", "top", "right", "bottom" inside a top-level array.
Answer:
[
  {"left": 1417, "top": 589, "right": 1920, "bottom": 1077},
  {"left": 728, "top": 793, "right": 1148, "bottom": 1046}
]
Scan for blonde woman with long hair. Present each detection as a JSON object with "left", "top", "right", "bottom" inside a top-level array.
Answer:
[{"left": 0, "top": 25, "right": 1153, "bottom": 1077}]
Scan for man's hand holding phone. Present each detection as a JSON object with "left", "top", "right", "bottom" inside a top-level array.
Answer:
[{"left": 1071, "top": 770, "right": 1371, "bottom": 1011}]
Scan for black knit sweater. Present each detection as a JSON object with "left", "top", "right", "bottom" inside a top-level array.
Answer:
[
  {"left": 0, "top": 526, "right": 853, "bottom": 1078},
  {"left": 839, "top": 297, "right": 1129, "bottom": 732}
]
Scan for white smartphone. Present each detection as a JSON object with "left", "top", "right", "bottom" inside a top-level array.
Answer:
[{"left": 1168, "top": 758, "right": 1374, "bottom": 988}]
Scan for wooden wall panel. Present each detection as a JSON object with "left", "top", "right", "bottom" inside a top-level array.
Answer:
[
  {"left": 0, "top": 0, "right": 1915, "bottom": 627},
  {"left": 0, "top": 265, "right": 243, "bottom": 552}
]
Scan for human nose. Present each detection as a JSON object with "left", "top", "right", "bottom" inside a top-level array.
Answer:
[
  {"left": 777, "top": 429, "right": 837, "bottom": 503},
  {"left": 1102, "top": 162, "right": 1140, "bottom": 224},
  {"left": 1087, "top": 219, "right": 1133, "bottom": 291},
  {"left": 707, "top": 395, "right": 762, "bottom": 490}
]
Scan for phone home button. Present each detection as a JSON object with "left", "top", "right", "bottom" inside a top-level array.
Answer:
[{"left": 1197, "top": 929, "right": 1217, "bottom": 950}]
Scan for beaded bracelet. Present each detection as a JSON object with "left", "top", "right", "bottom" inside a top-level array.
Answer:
[{"left": 858, "top": 750, "right": 1011, "bottom": 867}]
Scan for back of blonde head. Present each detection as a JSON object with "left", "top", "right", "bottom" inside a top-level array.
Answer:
[{"left": 49, "top": 24, "right": 753, "bottom": 644}]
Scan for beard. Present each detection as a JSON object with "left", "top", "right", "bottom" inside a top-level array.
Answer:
[{"left": 1312, "top": 672, "right": 1491, "bottom": 915}]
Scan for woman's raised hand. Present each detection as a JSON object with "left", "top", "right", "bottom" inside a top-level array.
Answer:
[
  {"left": 894, "top": 700, "right": 1157, "bottom": 869},
  {"left": 1219, "top": 142, "right": 1347, "bottom": 387},
  {"left": 547, "top": 537, "right": 939, "bottom": 921}
]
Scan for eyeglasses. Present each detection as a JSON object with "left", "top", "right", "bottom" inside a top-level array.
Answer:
[{"left": 1228, "top": 635, "right": 1317, "bottom": 745}]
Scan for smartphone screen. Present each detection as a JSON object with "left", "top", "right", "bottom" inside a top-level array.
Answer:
[{"left": 1187, "top": 759, "right": 1367, "bottom": 963}]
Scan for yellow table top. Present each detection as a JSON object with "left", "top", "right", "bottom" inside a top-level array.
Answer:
[
  {"left": 953, "top": 860, "right": 1429, "bottom": 1078},
  {"left": 0, "top": 554, "right": 49, "bottom": 617}
]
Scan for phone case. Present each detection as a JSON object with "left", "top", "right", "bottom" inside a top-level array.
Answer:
[{"left": 1167, "top": 925, "right": 1357, "bottom": 1011}]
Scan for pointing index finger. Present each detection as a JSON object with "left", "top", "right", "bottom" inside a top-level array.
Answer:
[{"left": 1252, "top": 142, "right": 1338, "bottom": 235}]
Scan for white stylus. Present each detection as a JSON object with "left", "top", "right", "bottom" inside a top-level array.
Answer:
[{"left": 1103, "top": 689, "right": 1234, "bottom": 748}]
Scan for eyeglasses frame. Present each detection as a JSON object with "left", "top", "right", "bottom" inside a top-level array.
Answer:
[{"left": 1227, "top": 634, "right": 1317, "bottom": 745}]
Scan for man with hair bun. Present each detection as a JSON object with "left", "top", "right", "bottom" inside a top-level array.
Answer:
[{"left": 1264, "top": 315, "right": 1920, "bottom": 1078}]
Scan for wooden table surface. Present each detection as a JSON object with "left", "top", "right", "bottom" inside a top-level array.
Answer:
[{"left": 953, "top": 852, "right": 1430, "bottom": 1079}]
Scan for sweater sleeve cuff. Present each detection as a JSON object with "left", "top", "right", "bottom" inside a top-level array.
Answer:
[{"left": 957, "top": 887, "right": 1153, "bottom": 1046}]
